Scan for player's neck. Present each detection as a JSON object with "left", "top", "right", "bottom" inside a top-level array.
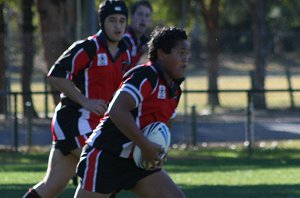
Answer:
[
  {"left": 130, "top": 26, "right": 143, "bottom": 40},
  {"left": 107, "top": 41, "right": 119, "bottom": 57},
  {"left": 155, "top": 61, "right": 172, "bottom": 85}
]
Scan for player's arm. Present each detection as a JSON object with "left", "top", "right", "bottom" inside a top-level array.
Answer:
[
  {"left": 47, "top": 77, "right": 107, "bottom": 116},
  {"left": 109, "top": 90, "right": 163, "bottom": 169},
  {"left": 47, "top": 40, "right": 107, "bottom": 115}
]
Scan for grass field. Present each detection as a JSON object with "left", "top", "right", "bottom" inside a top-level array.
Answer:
[{"left": 1, "top": 140, "right": 300, "bottom": 198}]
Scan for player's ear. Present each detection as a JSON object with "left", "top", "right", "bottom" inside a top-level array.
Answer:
[{"left": 157, "top": 49, "right": 167, "bottom": 61}]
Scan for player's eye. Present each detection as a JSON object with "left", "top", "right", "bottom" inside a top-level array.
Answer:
[
  {"left": 108, "top": 17, "right": 116, "bottom": 23},
  {"left": 120, "top": 18, "right": 126, "bottom": 24}
]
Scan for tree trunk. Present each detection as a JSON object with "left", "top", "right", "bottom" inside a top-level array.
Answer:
[
  {"left": 36, "top": 0, "right": 76, "bottom": 105},
  {"left": 190, "top": 2, "right": 203, "bottom": 69},
  {"left": 22, "top": 0, "right": 38, "bottom": 117},
  {"left": 82, "top": 0, "right": 97, "bottom": 37},
  {"left": 200, "top": 0, "right": 221, "bottom": 109},
  {"left": 207, "top": 26, "right": 220, "bottom": 107},
  {"left": 250, "top": 0, "right": 267, "bottom": 109},
  {"left": 0, "top": 3, "right": 7, "bottom": 114}
]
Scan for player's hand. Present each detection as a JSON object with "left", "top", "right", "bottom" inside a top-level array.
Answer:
[
  {"left": 141, "top": 141, "right": 164, "bottom": 170},
  {"left": 81, "top": 98, "right": 108, "bottom": 116}
]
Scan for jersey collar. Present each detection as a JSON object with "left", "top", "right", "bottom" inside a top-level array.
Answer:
[
  {"left": 151, "top": 61, "right": 182, "bottom": 98},
  {"left": 96, "top": 30, "right": 129, "bottom": 63}
]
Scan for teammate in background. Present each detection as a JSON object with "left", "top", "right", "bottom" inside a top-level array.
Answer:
[
  {"left": 74, "top": 26, "right": 190, "bottom": 198},
  {"left": 23, "top": 1, "right": 130, "bottom": 198},
  {"left": 124, "top": 0, "right": 152, "bottom": 66}
]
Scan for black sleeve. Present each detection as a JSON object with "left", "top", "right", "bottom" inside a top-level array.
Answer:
[{"left": 47, "top": 39, "right": 97, "bottom": 78}]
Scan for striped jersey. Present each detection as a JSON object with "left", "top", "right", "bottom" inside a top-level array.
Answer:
[
  {"left": 123, "top": 26, "right": 149, "bottom": 67},
  {"left": 86, "top": 62, "right": 182, "bottom": 158},
  {"left": 48, "top": 30, "right": 131, "bottom": 140}
]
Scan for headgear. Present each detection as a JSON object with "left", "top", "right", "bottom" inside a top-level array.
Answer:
[{"left": 98, "top": 0, "right": 128, "bottom": 30}]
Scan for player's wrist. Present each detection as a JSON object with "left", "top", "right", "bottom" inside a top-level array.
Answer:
[{"left": 77, "top": 95, "right": 88, "bottom": 107}]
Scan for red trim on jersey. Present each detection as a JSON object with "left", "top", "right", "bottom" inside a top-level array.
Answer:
[
  {"left": 72, "top": 50, "right": 91, "bottom": 75},
  {"left": 48, "top": 31, "right": 131, "bottom": 138},
  {"left": 51, "top": 119, "right": 57, "bottom": 141},
  {"left": 124, "top": 28, "right": 147, "bottom": 67},
  {"left": 84, "top": 148, "right": 101, "bottom": 191},
  {"left": 76, "top": 135, "right": 87, "bottom": 147}
]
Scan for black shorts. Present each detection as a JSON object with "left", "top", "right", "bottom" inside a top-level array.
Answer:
[
  {"left": 76, "top": 145, "right": 160, "bottom": 194},
  {"left": 53, "top": 133, "right": 91, "bottom": 155}
]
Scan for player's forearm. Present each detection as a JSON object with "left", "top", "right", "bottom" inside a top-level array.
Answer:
[
  {"left": 109, "top": 92, "right": 151, "bottom": 149},
  {"left": 47, "top": 76, "right": 87, "bottom": 106},
  {"left": 111, "top": 107, "right": 150, "bottom": 148}
]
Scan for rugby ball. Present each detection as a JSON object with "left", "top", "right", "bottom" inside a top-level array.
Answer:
[{"left": 133, "top": 122, "right": 171, "bottom": 169}]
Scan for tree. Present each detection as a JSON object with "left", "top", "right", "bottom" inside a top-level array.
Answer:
[
  {"left": 200, "top": 0, "right": 221, "bottom": 108},
  {"left": 190, "top": 2, "right": 203, "bottom": 68},
  {"left": 0, "top": 2, "right": 6, "bottom": 114},
  {"left": 82, "top": 0, "right": 97, "bottom": 37},
  {"left": 21, "top": 0, "right": 38, "bottom": 117},
  {"left": 36, "top": 0, "right": 76, "bottom": 105},
  {"left": 243, "top": 0, "right": 267, "bottom": 109}
]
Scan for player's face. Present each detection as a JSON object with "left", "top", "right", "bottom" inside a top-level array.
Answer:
[
  {"left": 131, "top": 5, "right": 152, "bottom": 35},
  {"left": 162, "top": 40, "right": 190, "bottom": 80},
  {"left": 104, "top": 14, "right": 127, "bottom": 43}
]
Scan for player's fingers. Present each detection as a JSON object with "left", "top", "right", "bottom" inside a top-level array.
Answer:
[
  {"left": 93, "top": 103, "right": 108, "bottom": 116},
  {"left": 99, "top": 101, "right": 108, "bottom": 109},
  {"left": 90, "top": 109, "right": 101, "bottom": 116}
]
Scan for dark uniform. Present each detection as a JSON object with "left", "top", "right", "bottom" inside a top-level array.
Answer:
[
  {"left": 77, "top": 62, "right": 182, "bottom": 193},
  {"left": 48, "top": 30, "right": 131, "bottom": 155},
  {"left": 124, "top": 26, "right": 149, "bottom": 67}
]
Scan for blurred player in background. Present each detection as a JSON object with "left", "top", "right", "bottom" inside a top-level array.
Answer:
[
  {"left": 23, "top": 1, "right": 130, "bottom": 198},
  {"left": 124, "top": 0, "right": 152, "bottom": 66},
  {"left": 74, "top": 26, "right": 190, "bottom": 198}
]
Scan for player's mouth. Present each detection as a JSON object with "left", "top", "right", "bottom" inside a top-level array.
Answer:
[
  {"left": 114, "top": 31, "right": 122, "bottom": 36},
  {"left": 175, "top": 65, "right": 186, "bottom": 74}
]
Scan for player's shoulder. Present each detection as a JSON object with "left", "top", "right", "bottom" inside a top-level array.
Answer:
[
  {"left": 124, "top": 63, "right": 157, "bottom": 78},
  {"left": 118, "top": 37, "right": 131, "bottom": 51},
  {"left": 70, "top": 35, "right": 96, "bottom": 49},
  {"left": 67, "top": 36, "right": 97, "bottom": 59},
  {"left": 123, "top": 29, "right": 135, "bottom": 47},
  {"left": 123, "top": 63, "right": 158, "bottom": 86}
]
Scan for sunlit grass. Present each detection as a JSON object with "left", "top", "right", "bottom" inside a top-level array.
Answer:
[
  {"left": 8, "top": 75, "right": 300, "bottom": 115},
  {"left": 178, "top": 74, "right": 300, "bottom": 112}
]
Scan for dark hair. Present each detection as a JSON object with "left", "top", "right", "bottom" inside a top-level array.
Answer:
[
  {"left": 131, "top": 0, "right": 152, "bottom": 15},
  {"left": 148, "top": 26, "right": 188, "bottom": 62},
  {"left": 98, "top": 0, "right": 128, "bottom": 28}
]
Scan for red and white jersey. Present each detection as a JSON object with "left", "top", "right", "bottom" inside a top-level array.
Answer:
[
  {"left": 48, "top": 30, "right": 132, "bottom": 140},
  {"left": 123, "top": 26, "right": 149, "bottom": 67},
  {"left": 87, "top": 62, "right": 182, "bottom": 158}
]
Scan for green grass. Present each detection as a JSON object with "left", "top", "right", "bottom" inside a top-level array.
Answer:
[{"left": 1, "top": 140, "right": 300, "bottom": 198}]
